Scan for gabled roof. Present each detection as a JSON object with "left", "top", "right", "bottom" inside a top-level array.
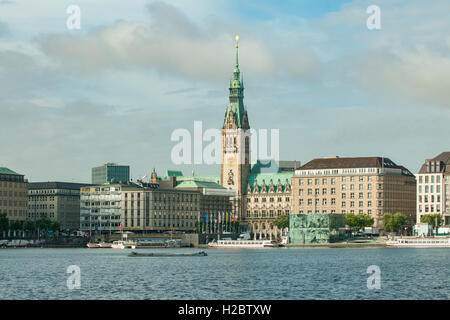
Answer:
[
  {"left": 246, "top": 172, "right": 293, "bottom": 194},
  {"left": 418, "top": 152, "right": 450, "bottom": 174}
]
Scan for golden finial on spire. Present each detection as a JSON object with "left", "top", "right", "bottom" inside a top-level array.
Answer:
[{"left": 235, "top": 35, "right": 239, "bottom": 48}]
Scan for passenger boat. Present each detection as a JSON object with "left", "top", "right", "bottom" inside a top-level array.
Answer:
[
  {"left": 111, "top": 240, "right": 137, "bottom": 249},
  {"left": 86, "top": 242, "right": 101, "bottom": 248},
  {"left": 98, "top": 241, "right": 112, "bottom": 248},
  {"left": 386, "top": 237, "right": 450, "bottom": 248},
  {"left": 128, "top": 251, "right": 207, "bottom": 257},
  {"left": 208, "top": 239, "right": 278, "bottom": 248}
]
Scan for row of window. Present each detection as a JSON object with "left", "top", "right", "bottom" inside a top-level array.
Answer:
[
  {"left": 0, "top": 190, "right": 27, "bottom": 197},
  {"left": 299, "top": 199, "right": 380, "bottom": 207},
  {"left": 298, "top": 209, "right": 381, "bottom": 215},
  {"left": 246, "top": 209, "right": 290, "bottom": 218},
  {"left": 418, "top": 175, "right": 441, "bottom": 184},
  {"left": 247, "top": 197, "right": 290, "bottom": 203},
  {"left": 0, "top": 200, "right": 27, "bottom": 207},
  {"left": 298, "top": 176, "right": 374, "bottom": 186},
  {"left": 418, "top": 195, "right": 441, "bottom": 203},
  {"left": 418, "top": 185, "right": 443, "bottom": 194},
  {"left": 418, "top": 205, "right": 441, "bottom": 213}
]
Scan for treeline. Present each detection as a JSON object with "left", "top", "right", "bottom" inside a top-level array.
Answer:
[{"left": 0, "top": 213, "right": 60, "bottom": 238}]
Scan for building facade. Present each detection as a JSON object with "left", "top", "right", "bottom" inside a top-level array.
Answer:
[
  {"left": 0, "top": 167, "right": 28, "bottom": 222},
  {"left": 80, "top": 176, "right": 235, "bottom": 235},
  {"left": 28, "top": 182, "right": 90, "bottom": 231},
  {"left": 243, "top": 161, "right": 298, "bottom": 240},
  {"left": 416, "top": 152, "right": 450, "bottom": 226},
  {"left": 91, "top": 163, "right": 130, "bottom": 185},
  {"left": 291, "top": 157, "right": 416, "bottom": 228}
]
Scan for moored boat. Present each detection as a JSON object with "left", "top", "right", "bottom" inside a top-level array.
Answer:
[
  {"left": 86, "top": 242, "right": 101, "bottom": 248},
  {"left": 386, "top": 237, "right": 450, "bottom": 248},
  {"left": 128, "top": 251, "right": 207, "bottom": 257},
  {"left": 208, "top": 239, "right": 278, "bottom": 248},
  {"left": 98, "top": 241, "right": 112, "bottom": 248},
  {"left": 111, "top": 240, "right": 137, "bottom": 249}
]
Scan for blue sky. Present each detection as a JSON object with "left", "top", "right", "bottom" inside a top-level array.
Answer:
[{"left": 1, "top": 0, "right": 450, "bottom": 182}]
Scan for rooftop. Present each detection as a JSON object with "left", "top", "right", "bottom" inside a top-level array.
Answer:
[
  {"left": 0, "top": 167, "right": 22, "bottom": 176},
  {"left": 418, "top": 152, "right": 450, "bottom": 174},
  {"left": 29, "top": 182, "right": 91, "bottom": 190}
]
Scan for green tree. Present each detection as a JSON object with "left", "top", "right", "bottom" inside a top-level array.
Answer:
[
  {"left": 24, "top": 220, "right": 35, "bottom": 232},
  {"left": 383, "top": 212, "right": 408, "bottom": 234},
  {"left": 37, "top": 217, "right": 53, "bottom": 237},
  {"left": 50, "top": 221, "right": 60, "bottom": 232},
  {"left": 421, "top": 214, "right": 442, "bottom": 234},
  {"left": 345, "top": 214, "right": 374, "bottom": 232},
  {"left": 9, "top": 220, "right": 23, "bottom": 232},
  {"left": 0, "top": 213, "right": 9, "bottom": 233},
  {"left": 273, "top": 214, "right": 289, "bottom": 230}
]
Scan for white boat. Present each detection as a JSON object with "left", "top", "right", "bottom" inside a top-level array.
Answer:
[
  {"left": 386, "top": 237, "right": 450, "bottom": 248},
  {"left": 208, "top": 239, "right": 278, "bottom": 248},
  {"left": 98, "top": 241, "right": 112, "bottom": 248},
  {"left": 87, "top": 242, "right": 101, "bottom": 248},
  {"left": 111, "top": 240, "right": 137, "bottom": 249}
]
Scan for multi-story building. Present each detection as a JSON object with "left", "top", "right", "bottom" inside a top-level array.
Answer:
[
  {"left": 291, "top": 157, "right": 416, "bottom": 228},
  {"left": 28, "top": 182, "right": 90, "bottom": 231},
  {"left": 0, "top": 167, "right": 28, "bottom": 222},
  {"left": 244, "top": 160, "right": 298, "bottom": 240},
  {"left": 80, "top": 173, "right": 235, "bottom": 235},
  {"left": 91, "top": 163, "right": 130, "bottom": 185},
  {"left": 416, "top": 152, "right": 450, "bottom": 226}
]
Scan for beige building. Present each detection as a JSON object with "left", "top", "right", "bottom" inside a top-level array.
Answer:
[
  {"left": 28, "top": 182, "right": 90, "bottom": 231},
  {"left": 0, "top": 167, "right": 28, "bottom": 222},
  {"left": 291, "top": 157, "right": 416, "bottom": 228},
  {"left": 416, "top": 152, "right": 450, "bottom": 226},
  {"left": 80, "top": 173, "right": 234, "bottom": 235},
  {"left": 243, "top": 161, "right": 297, "bottom": 240}
]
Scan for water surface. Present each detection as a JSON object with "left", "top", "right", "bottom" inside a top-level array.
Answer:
[{"left": 0, "top": 247, "right": 448, "bottom": 299}]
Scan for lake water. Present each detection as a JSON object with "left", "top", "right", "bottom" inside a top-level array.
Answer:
[{"left": 0, "top": 247, "right": 448, "bottom": 300}]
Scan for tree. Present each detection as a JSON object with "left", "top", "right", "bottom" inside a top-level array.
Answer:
[
  {"left": 383, "top": 212, "right": 408, "bottom": 234},
  {"left": 10, "top": 220, "right": 23, "bottom": 232},
  {"left": 50, "top": 221, "right": 60, "bottom": 232},
  {"left": 421, "top": 214, "right": 442, "bottom": 234},
  {"left": 24, "top": 220, "right": 35, "bottom": 232},
  {"left": 345, "top": 214, "right": 374, "bottom": 232},
  {"left": 0, "top": 213, "right": 9, "bottom": 237},
  {"left": 273, "top": 214, "right": 289, "bottom": 230},
  {"left": 37, "top": 217, "right": 53, "bottom": 237}
]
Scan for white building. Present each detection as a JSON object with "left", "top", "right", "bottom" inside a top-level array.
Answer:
[{"left": 416, "top": 152, "right": 450, "bottom": 226}]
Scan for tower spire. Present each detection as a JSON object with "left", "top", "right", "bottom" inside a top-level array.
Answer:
[{"left": 235, "top": 35, "right": 239, "bottom": 68}]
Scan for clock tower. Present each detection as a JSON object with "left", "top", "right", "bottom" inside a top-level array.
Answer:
[{"left": 220, "top": 36, "right": 251, "bottom": 220}]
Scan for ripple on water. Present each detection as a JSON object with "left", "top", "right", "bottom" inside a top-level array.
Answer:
[{"left": 0, "top": 247, "right": 449, "bottom": 299}]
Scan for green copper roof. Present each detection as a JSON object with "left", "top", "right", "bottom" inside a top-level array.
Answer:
[
  {"left": 175, "top": 179, "right": 225, "bottom": 189},
  {"left": 0, "top": 167, "right": 21, "bottom": 176},
  {"left": 167, "top": 170, "right": 183, "bottom": 177},
  {"left": 223, "top": 43, "right": 249, "bottom": 129},
  {"left": 175, "top": 175, "right": 220, "bottom": 184},
  {"left": 246, "top": 172, "right": 293, "bottom": 194}
]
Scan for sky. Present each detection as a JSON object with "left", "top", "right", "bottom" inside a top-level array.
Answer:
[{"left": 1, "top": 0, "right": 450, "bottom": 183}]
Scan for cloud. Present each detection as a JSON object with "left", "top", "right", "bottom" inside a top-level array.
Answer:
[
  {"left": 0, "top": 21, "right": 10, "bottom": 37},
  {"left": 37, "top": 1, "right": 318, "bottom": 83}
]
